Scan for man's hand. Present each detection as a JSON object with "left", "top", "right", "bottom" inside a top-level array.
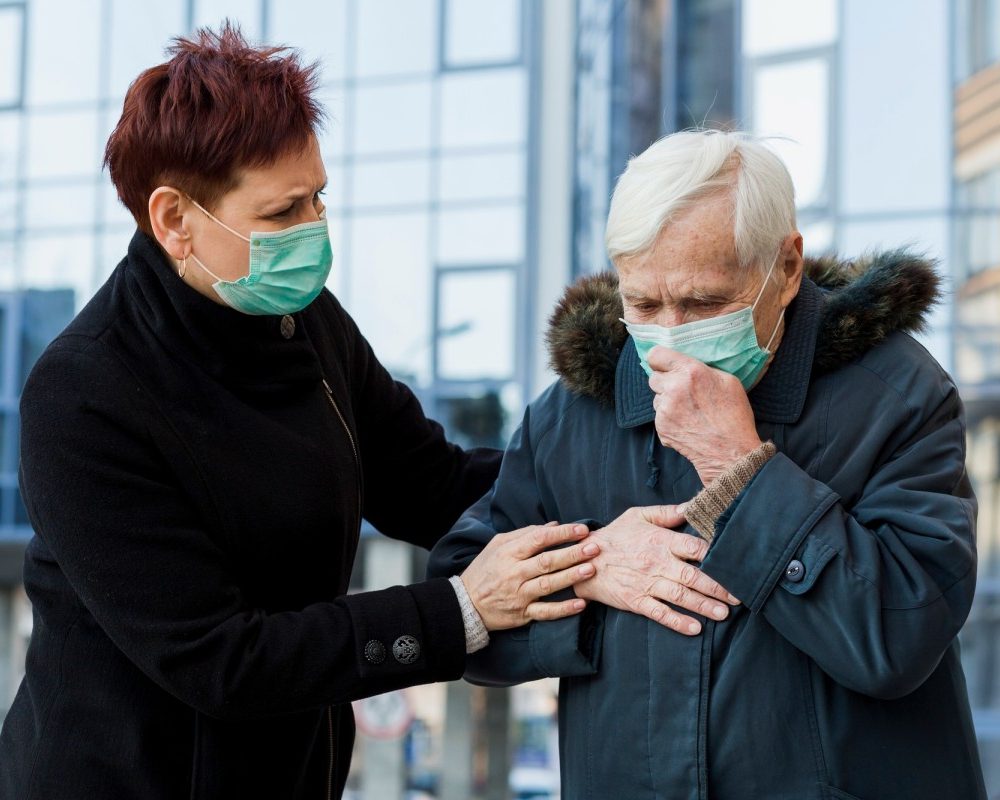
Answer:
[
  {"left": 574, "top": 505, "right": 740, "bottom": 635},
  {"left": 647, "top": 346, "right": 763, "bottom": 485}
]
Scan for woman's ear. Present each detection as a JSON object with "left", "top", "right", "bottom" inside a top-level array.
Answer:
[{"left": 148, "top": 187, "right": 190, "bottom": 262}]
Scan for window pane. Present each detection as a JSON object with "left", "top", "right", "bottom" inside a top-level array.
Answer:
[
  {"left": 743, "top": 0, "right": 837, "bottom": 56},
  {"left": 351, "top": 159, "right": 430, "bottom": 209},
  {"left": 353, "top": 81, "right": 433, "bottom": 155},
  {"left": 0, "top": 190, "right": 16, "bottom": 234},
  {"left": 441, "top": 69, "right": 526, "bottom": 148},
  {"left": 438, "top": 152, "right": 524, "bottom": 203},
  {"left": 268, "top": 0, "right": 348, "bottom": 84},
  {"left": 25, "top": 184, "right": 97, "bottom": 231},
  {"left": 444, "top": 0, "right": 521, "bottom": 66},
  {"left": 0, "top": 113, "right": 19, "bottom": 183},
  {"left": 0, "top": 7, "right": 23, "bottom": 107},
  {"left": 346, "top": 213, "right": 431, "bottom": 383},
  {"left": 193, "top": 0, "right": 261, "bottom": 40},
  {"left": 437, "top": 269, "right": 516, "bottom": 381},
  {"left": 0, "top": 239, "right": 14, "bottom": 290},
  {"left": 26, "top": 110, "right": 100, "bottom": 180},
  {"left": 108, "top": 0, "right": 186, "bottom": 100},
  {"left": 800, "top": 219, "right": 834, "bottom": 255},
  {"left": 356, "top": 0, "right": 436, "bottom": 78},
  {"left": 26, "top": 0, "right": 101, "bottom": 105},
  {"left": 751, "top": 58, "right": 829, "bottom": 208},
  {"left": 437, "top": 205, "right": 524, "bottom": 265},
  {"left": 20, "top": 234, "right": 94, "bottom": 304}
]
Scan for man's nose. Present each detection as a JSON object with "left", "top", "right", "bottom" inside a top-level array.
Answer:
[{"left": 652, "top": 309, "right": 686, "bottom": 328}]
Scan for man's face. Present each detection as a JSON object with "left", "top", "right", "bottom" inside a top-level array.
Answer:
[{"left": 616, "top": 192, "right": 803, "bottom": 352}]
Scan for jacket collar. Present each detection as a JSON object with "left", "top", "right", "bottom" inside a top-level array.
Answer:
[
  {"left": 614, "top": 278, "right": 822, "bottom": 428},
  {"left": 122, "top": 229, "right": 323, "bottom": 391}
]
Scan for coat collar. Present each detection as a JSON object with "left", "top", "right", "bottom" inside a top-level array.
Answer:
[
  {"left": 546, "top": 249, "right": 943, "bottom": 424},
  {"left": 614, "top": 278, "right": 822, "bottom": 428},
  {"left": 122, "top": 229, "right": 323, "bottom": 391}
]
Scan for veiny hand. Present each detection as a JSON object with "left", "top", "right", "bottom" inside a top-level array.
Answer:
[
  {"left": 574, "top": 505, "right": 740, "bottom": 635},
  {"left": 461, "top": 522, "right": 600, "bottom": 631},
  {"left": 647, "top": 346, "right": 763, "bottom": 485}
]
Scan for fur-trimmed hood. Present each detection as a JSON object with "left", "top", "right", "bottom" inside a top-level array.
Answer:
[{"left": 546, "top": 250, "right": 942, "bottom": 407}]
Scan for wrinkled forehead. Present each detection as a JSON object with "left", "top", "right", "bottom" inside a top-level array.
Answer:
[{"left": 615, "top": 199, "right": 749, "bottom": 302}]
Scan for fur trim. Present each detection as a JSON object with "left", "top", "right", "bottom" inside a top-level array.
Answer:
[{"left": 547, "top": 249, "right": 942, "bottom": 406}]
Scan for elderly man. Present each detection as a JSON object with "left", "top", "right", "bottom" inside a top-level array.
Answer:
[{"left": 429, "top": 130, "right": 986, "bottom": 799}]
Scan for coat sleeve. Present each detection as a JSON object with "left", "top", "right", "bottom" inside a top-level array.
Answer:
[
  {"left": 331, "top": 296, "right": 502, "bottom": 549},
  {"left": 700, "top": 369, "right": 977, "bottom": 700},
  {"left": 427, "top": 399, "right": 606, "bottom": 687},
  {"left": 18, "top": 338, "right": 467, "bottom": 720}
]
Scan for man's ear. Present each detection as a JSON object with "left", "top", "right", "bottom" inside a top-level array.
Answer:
[
  {"left": 778, "top": 231, "right": 804, "bottom": 307},
  {"left": 148, "top": 187, "right": 191, "bottom": 262}
]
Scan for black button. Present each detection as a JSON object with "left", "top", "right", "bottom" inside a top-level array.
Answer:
[
  {"left": 392, "top": 635, "right": 420, "bottom": 665},
  {"left": 364, "top": 639, "right": 386, "bottom": 665},
  {"left": 784, "top": 559, "right": 805, "bottom": 583},
  {"left": 280, "top": 315, "right": 296, "bottom": 339}
]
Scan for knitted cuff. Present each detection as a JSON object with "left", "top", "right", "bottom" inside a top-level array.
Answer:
[
  {"left": 685, "top": 441, "right": 777, "bottom": 543},
  {"left": 449, "top": 575, "right": 490, "bottom": 654}
]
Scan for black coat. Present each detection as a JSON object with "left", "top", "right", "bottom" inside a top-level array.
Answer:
[{"left": 0, "top": 231, "right": 501, "bottom": 799}]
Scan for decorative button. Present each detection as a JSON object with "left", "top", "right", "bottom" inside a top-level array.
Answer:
[
  {"left": 784, "top": 559, "right": 805, "bottom": 583},
  {"left": 280, "top": 315, "right": 296, "bottom": 339},
  {"left": 392, "top": 635, "right": 420, "bottom": 665},
  {"left": 364, "top": 639, "right": 386, "bottom": 665}
]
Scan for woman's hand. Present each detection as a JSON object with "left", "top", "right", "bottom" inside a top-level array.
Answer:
[
  {"left": 574, "top": 505, "right": 740, "bottom": 635},
  {"left": 460, "top": 523, "right": 600, "bottom": 631}
]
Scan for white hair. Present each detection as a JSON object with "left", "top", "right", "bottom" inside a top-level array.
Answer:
[{"left": 605, "top": 130, "right": 796, "bottom": 271}]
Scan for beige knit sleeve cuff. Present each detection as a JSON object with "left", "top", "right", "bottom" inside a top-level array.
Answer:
[
  {"left": 449, "top": 575, "right": 490, "bottom": 654},
  {"left": 684, "top": 441, "right": 777, "bottom": 543}
]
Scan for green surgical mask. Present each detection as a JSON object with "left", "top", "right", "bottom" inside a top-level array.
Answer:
[
  {"left": 184, "top": 197, "right": 333, "bottom": 316},
  {"left": 621, "top": 260, "right": 784, "bottom": 390}
]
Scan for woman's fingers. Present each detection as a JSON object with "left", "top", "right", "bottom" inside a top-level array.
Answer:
[
  {"left": 522, "top": 539, "right": 600, "bottom": 580},
  {"left": 524, "top": 597, "right": 587, "bottom": 622},
  {"left": 508, "top": 522, "right": 589, "bottom": 560},
  {"left": 520, "top": 561, "right": 596, "bottom": 600}
]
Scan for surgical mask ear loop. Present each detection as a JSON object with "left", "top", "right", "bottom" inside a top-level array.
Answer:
[{"left": 186, "top": 196, "right": 252, "bottom": 243}]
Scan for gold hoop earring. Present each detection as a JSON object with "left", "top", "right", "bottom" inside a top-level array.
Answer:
[{"left": 178, "top": 256, "right": 187, "bottom": 278}]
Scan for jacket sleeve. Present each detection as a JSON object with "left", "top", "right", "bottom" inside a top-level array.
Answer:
[
  {"left": 332, "top": 296, "right": 502, "bottom": 549},
  {"left": 18, "top": 338, "right": 467, "bottom": 720},
  {"left": 700, "top": 372, "right": 977, "bottom": 700},
  {"left": 427, "top": 399, "right": 606, "bottom": 687}
]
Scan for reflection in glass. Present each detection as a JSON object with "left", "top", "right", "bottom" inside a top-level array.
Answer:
[
  {"left": 26, "top": 110, "right": 100, "bottom": 180},
  {"left": 356, "top": 0, "right": 436, "bottom": 78},
  {"left": 444, "top": 0, "right": 521, "bottom": 67},
  {"left": 346, "top": 213, "right": 432, "bottom": 383},
  {"left": 751, "top": 58, "right": 829, "bottom": 208},
  {"left": 440, "top": 69, "right": 526, "bottom": 148},
  {"left": 108, "top": 0, "right": 186, "bottom": 100},
  {"left": 353, "top": 81, "right": 433, "bottom": 155},
  {"left": 25, "top": 0, "right": 100, "bottom": 105},
  {"left": 742, "top": 0, "right": 837, "bottom": 57},
  {"left": 0, "top": 7, "right": 23, "bottom": 108},
  {"left": 192, "top": 0, "right": 260, "bottom": 39},
  {"left": 351, "top": 159, "right": 431, "bottom": 209},
  {"left": 269, "top": 0, "right": 348, "bottom": 83},
  {"left": 437, "top": 269, "right": 515, "bottom": 381},
  {"left": 437, "top": 205, "right": 524, "bottom": 265},
  {"left": 438, "top": 152, "right": 525, "bottom": 203}
]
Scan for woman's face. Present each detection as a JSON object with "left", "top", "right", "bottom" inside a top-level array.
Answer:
[{"left": 153, "top": 134, "right": 328, "bottom": 304}]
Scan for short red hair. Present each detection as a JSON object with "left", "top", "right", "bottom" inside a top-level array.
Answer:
[{"left": 104, "top": 22, "right": 323, "bottom": 234}]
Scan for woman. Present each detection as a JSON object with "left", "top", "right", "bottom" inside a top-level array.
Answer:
[{"left": 0, "top": 26, "right": 599, "bottom": 800}]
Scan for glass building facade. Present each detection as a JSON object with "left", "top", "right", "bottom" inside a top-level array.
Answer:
[{"left": 1, "top": 0, "right": 999, "bottom": 797}]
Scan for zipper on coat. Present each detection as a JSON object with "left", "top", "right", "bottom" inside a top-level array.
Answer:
[{"left": 321, "top": 377, "right": 363, "bottom": 800}]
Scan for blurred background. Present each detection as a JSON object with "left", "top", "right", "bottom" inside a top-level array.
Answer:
[{"left": 0, "top": 0, "right": 998, "bottom": 797}]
